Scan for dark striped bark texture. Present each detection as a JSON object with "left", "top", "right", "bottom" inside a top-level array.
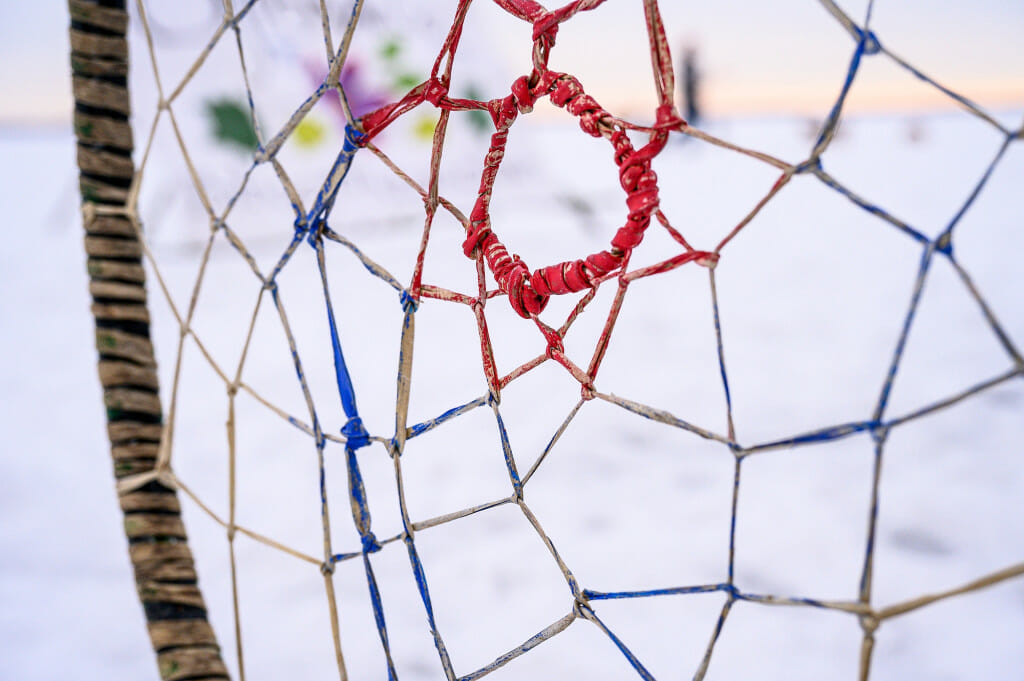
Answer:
[{"left": 69, "top": 2, "right": 229, "bottom": 679}]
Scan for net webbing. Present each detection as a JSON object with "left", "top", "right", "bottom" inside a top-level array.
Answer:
[{"left": 106, "top": 0, "right": 1024, "bottom": 679}]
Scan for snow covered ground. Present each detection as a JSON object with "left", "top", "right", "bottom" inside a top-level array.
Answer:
[
  {"left": 3, "top": 106, "right": 1023, "bottom": 681},
  {"left": 2, "top": 3, "right": 1024, "bottom": 681}
]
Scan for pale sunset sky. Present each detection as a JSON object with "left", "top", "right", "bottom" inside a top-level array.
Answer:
[{"left": 2, "top": 0, "right": 1021, "bottom": 124}]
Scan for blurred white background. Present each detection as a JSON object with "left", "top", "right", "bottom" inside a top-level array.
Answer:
[{"left": 1, "top": 2, "right": 1022, "bottom": 681}]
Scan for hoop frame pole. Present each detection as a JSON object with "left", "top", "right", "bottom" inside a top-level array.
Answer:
[{"left": 69, "top": 1, "right": 229, "bottom": 679}]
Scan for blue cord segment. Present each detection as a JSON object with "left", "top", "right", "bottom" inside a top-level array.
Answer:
[
  {"left": 407, "top": 396, "right": 488, "bottom": 440},
  {"left": 309, "top": 233, "right": 369, "bottom": 449},
  {"left": 813, "top": 168, "right": 930, "bottom": 247},
  {"left": 859, "top": 437, "right": 886, "bottom": 597},
  {"left": 874, "top": 244, "right": 935, "bottom": 420},
  {"left": 331, "top": 549, "right": 363, "bottom": 564},
  {"left": 743, "top": 420, "right": 879, "bottom": 454},
  {"left": 938, "top": 134, "right": 1014, "bottom": 246},
  {"left": 362, "top": 553, "right": 399, "bottom": 680},
  {"left": 404, "top": 536, "right": 455, "bottom": 674},
  {"left": 812, "top": 31, "right": 869, "bottom": 153},
  {"left": 583, "top": 605, "right": 657, "bottom": 681},
  {"left": 727, "top": 459, "right": 741, "bottom": 583},
  {"left": 853, "top": 26, "right": 881, "bottom": 55},
  {"left": 492, "top": 403, "right": 523, "bottom": 498},
  {"left": 307, "top": 123, "right": 366, "bottom": 226},
  {"left": 400, "top": 289, "right": 419, "bottom": 313},
  {"left": 584, "top": 583, "right": 728, "bottom": 601},
  {"left": 323, "top": 276, "right": 362, "bottom": 431},
  {"left": 709, "top": 275, "right": 733, "bottom": 426},
  {"left": 345, "top": 446, "right": 375, "bottom": 538},
  {"left": 342, "top": 417, "right": 371, "bottom": 450},
  {"left": 793, "top": 157, "right": 821, "bottom": 175}
]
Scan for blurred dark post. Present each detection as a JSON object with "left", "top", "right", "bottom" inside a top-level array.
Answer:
[{"left": 680, "top": 46, "right": 702, "bottom": 126}]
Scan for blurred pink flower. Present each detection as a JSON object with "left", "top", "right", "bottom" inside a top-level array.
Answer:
[{"left": 305, "top": 57, "right": 390, "bottom": 124}]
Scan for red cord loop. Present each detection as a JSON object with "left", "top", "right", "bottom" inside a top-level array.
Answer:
[
  {"left": 532, "top": 11, "right": 561, "bottom": 45},
  {"left": 510, "top": 75, "right": 538, "bottom": 112},
  {"left": 423, "top": 78, "right": 448, "bottom": 107},
  {"left": 464, "top": 202, "right": 492, "bottom": 257},
  {"left": 487, "top": 247, "right": 547, "bottom": 317},
  {"left": 653, "top": 104, "right": 682, "bottom": 131},
  {"left": 540, "top": 324, "right": 564, "bottom": 358},
  {"left": 462, "top": 68, "right": 677, "bottom": 318},
  {"left": 549, "top": 74, "right": 605, "bottom": 137}
]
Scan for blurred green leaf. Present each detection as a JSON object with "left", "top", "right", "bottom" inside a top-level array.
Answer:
[
  {"left": 380, "top": 39, "right": 401, "bottom": 61},
  {"left": 393, "top": 72, "right": 422, "bottom": 92},
  {"left": 205, "top": 98, "right": 258, "bottom": 152},
  {"left": 463, "top": 84, "right": 491, "bottom": 134}
]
